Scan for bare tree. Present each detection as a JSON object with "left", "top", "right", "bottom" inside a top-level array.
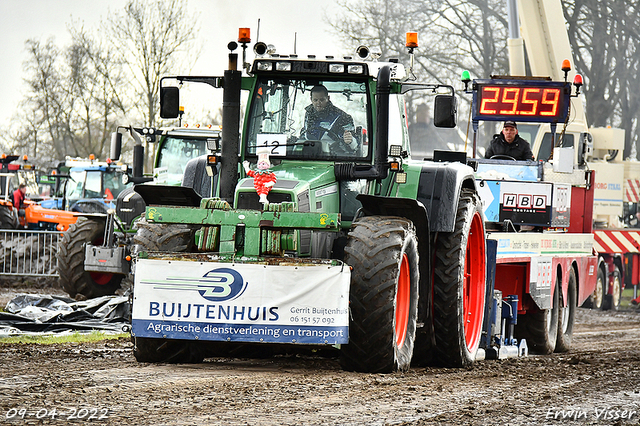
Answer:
[
  {"left": 331, "top": 0, "right": 640, "bottom": 158},
  {"left": 7, "top": 0, "right": 199, "bottom": 170},
  {"left": 20, "top": 38, "right": 68, "bottom": 163},
  {"left": 563, "top": 0, "right": 640, "bottom": 158},
  {"left": 13, "top": 31, "right": 127, "bottom": 165},
  {"left": 330, "top": 0, "right": 508, "bottom": 144},
  {"left": 107, "top": 0, "right": 200, "bottom": 170},
  {"left": 68, "top": 25, "right": 128, "bottom": 158}
]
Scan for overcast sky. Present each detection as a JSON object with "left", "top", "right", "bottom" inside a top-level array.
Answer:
[{"left": 0, "top": 0, "right": 342, "bottom": 131}]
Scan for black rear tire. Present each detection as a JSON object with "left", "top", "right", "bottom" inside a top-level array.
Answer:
[
  {"left": 57, "top": 217, "right": 123, "bottom": 299},
  {"left": 132, "top": 218, "right": 202, "bottom": 363},
  {"left": 556, "top": 268, "right": 577, "bottom": 352},
  {"left": 340, "top": 216, "right": 419, "bottom": 373},
  {"left": 432, "top": 190, "right": 486, "bottom": 367},
  {"left": 517, "top": 275, "right": 560, "bottom": 354},
  {"left": 0, "top": 206, "right": 18, "bottom": 229}
]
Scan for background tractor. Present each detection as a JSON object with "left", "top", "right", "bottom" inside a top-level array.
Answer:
[{"left": 58, "top": 125, "right": 221, "bottom": 300}]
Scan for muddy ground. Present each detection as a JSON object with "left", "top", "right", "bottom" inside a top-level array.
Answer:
[{"left": 1, "top": 280, "right": 640, "bottom": 426}]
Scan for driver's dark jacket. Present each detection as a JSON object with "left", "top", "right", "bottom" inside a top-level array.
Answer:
[
  {"left": 302, "top": 102, "right": 355, "bottom": 142},
  {"left": 485, "top": 133, "right": 534, "bottom": 161}
]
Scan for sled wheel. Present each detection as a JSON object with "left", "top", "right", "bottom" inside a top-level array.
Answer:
[
  {"left": 57, "top": 217, "right": 122, "bottom": 299},
  {"left": 602, "top": 266, "right": 622, "bottom": 311},
  {"left": 582, "top": 266, "right": 605, "bottom": 309},
  {"left": 610, "top": 267, "right": 622, "bottom": 310},
  {"left": 132, "top": 218, "right": 202, "bottom": 363},
  {"left": 433, "top": 190, "right": 486, "bottom": 367},
  {"left": 517, "top": 275, "right": 560, "bottom": 354},
  {"left": 0, "top": 206, "right": 18, "bottom": 229},
  {"left": 341, "top": 216, "right": 419, "bottom": 373},
  {"left": 556, "top": 268, "right": 577, "bottom": 352}
]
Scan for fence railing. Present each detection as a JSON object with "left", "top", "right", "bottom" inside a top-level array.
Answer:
[{"left": 0, "top": 230, "right": 60, "bottom": 277}]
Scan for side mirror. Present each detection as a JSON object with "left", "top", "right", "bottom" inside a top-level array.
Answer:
[
  {"left": 110, "top": 132, "right": 122, "bottom": 161},
  {"left": 434, "top": 95, "right": 457, "bottom": 128},
  {"left": 160, "top": 86, "right": 180, "bottom": 118}
]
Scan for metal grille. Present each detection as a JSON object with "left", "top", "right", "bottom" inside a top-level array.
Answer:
[{"left": 0, "top": 230, "right": 60, "bottom": 277}]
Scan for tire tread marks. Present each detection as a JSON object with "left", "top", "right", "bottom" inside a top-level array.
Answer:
[{"left": 133, "top": 219, "right": 194, "bottom": 252}]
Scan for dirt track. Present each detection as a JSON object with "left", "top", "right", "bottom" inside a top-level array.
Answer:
[{"left": 1, "top": 282, "right": 640, "bottom": 425}]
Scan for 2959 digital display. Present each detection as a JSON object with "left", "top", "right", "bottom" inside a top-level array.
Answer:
[{"left": 472, "top": 80, "right": 570, "bottom": 123}]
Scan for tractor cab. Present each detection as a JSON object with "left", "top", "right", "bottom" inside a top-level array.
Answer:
[
  {"left": 37, "top": 157, "right": 131, "bottom": 214},
  {"left": 154, "top": 127, "right": 220, "bottom": 186},
  {"left": 245, "top": 77, "right": 370, "bottom": 161},
  {"left": 64, "top": 165, "right": 130, "bottom": 208}
]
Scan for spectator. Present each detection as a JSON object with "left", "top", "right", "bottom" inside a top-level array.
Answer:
[{"left": 12, "top": 183, "right": 26, "bottom": 217}]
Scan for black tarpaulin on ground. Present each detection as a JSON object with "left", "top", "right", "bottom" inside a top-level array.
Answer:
[{"left": 0, "top": 293, "right": 131, "bottom": 336}]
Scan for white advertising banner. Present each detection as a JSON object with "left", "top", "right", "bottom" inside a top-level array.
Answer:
[
  {"left": 132, "top": 259, "right": 350, "bottom": 345},
  {"left": 488, "top": 232, "right": 594, "bottom": 259}
]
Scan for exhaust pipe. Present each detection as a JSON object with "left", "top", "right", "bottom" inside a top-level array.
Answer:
[
  {"left": 334, "top": 65, "right": 391, "bottom": 181},
  {"left": 374, "top": 65, "right": 391, "bottom": 180},
  {"left": 219, "top": 51, "right": 242, "bottom": 205}
]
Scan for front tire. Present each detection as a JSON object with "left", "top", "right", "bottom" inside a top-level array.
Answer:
[
  {"left": 57, "top": 217, "right": 123, "bottom": 299},
  {"left": 341, "top": 216, "right": 419, "bottom": 373},
  {"left": 133, "top": 338, "right": 204, "bottom": 363},
  {"left": 432, "top": 190, "right": 486, "bottom": 367},
  {"left": 132, "top": 218, "right": 201, "bottom": 363},
  {"left": 556, "top": 268, "right": 577, "bottom": 352}
]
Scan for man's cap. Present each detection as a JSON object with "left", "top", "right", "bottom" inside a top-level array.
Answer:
[{"left": 503, "top": 120, "right": 517, "bottom": 129}]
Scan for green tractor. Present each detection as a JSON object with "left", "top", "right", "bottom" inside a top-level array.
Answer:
[{"left": 129, "top": 35, "right": 484, "bottom": 372}]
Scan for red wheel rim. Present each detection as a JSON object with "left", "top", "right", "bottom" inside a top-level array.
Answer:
[
  {"left": 89, "top": 271, "right": 114, "bottom": 285},
  {"left": 395, "top": 253, "right": 410, "bottom": 349},
  {"left": 463, "top": 212, "right": 485, "bottom": 352}
]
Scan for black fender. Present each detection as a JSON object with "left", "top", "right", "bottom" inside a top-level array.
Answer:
[
  {"left": 357, "top": 195, "right": 429, "bottom": 244},
  {"left": 115, "top": 187, "right": 146, "bottom": 228},
  {"left": 182, "top": 154, "right": 218, "bottom": 198},
  {"left": 134, "top": 185, "right": 202, "bottom": 207},
  {"left": 416, "top": 161, "right": 478, "bottom": 232}
]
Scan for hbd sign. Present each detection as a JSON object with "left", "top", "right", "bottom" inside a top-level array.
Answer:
[
  {"left": 502, "top": 193, "right": 547, "bottom": 210},
  {"left": 499, "top": 181, "right": 553, "bottom": 226}
]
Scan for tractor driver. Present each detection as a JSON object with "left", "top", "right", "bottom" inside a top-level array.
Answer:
[
  {"left": 485, "top": 121, "right": 534, "bottom": 161},
  {"left": 301, "top": 85, "right": 358, "bottom": 156}
]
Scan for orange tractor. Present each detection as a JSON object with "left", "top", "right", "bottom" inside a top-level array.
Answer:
[{"left": 0, "top": 154, "right": 44, "bottom": 229}]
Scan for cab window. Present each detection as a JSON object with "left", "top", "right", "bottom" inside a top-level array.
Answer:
[
  {"left": 537, "top": 132, "right": 574, "bottom": 161},
  {"left": 84, "top": 171, "right": 102, "bottom": 198}
]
